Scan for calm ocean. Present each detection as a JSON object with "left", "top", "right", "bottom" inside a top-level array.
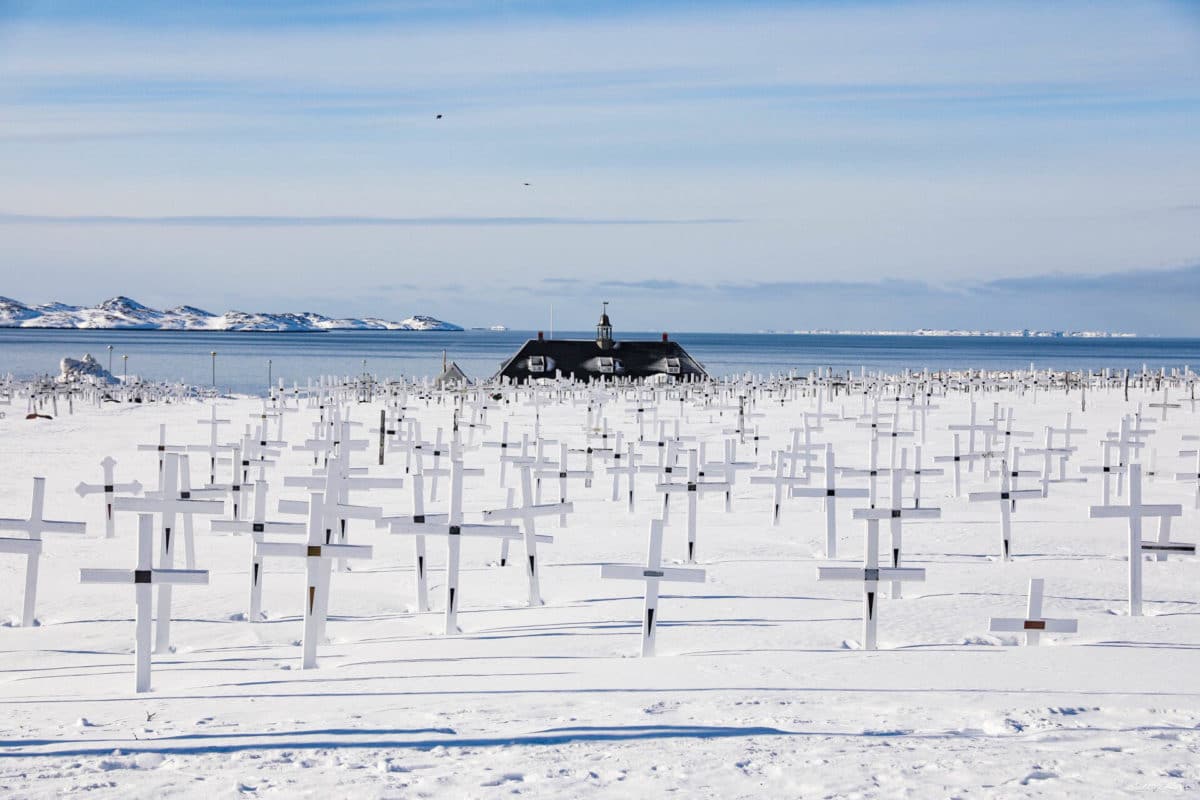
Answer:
[{"left": 1, "top": 328, "right": 1198, "bottom": 396}]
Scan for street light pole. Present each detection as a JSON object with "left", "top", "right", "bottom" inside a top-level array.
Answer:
[
  {"left": 267, "top": 359, "right": 272, "bottom": 393},
  {"left": 211, "top": 351, "right": 217, "bottom": 389},
  {"left": 122, "top": 354, "right": 128, "bottom": 383},
  {"left": 107, "top": 344, "right": 113, "bottom": 373}
]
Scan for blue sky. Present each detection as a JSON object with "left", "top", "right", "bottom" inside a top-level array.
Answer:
[{"left": 1, "top": 0, "right": 1198, "bottom": 333}]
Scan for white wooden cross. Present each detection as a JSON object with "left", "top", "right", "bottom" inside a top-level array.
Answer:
[
  {"left": 374, "top": 450, "right": 443, "bottom": 612},
  {"left": 1080, "top": 441, "right": 1126, "bottom": 506},
  {"left": 376, "top": 445, "right": 520, "bottom": 634},
  {"left": 113, "top": 454, "right": 223, "bottom": 652},
  {"left": 705, "top": 439, "right": 757, "bottom": 511},
  {"left": 482, "top": 420, "right": 522, "bottom": 485},
  {"left": 1148, "top": 388, "right": 1180, "bottom": 422},
  {"left": 750, "top": 449, "right": 813, "bottom": 525},
  {"left": 534, "top": 443, "right": 591, "bottom": 526},
  {"left": 817, "top": 510, "right": 925, "bottom": 650},
  {"left": 1089, "top": 463, "right": 1185, "bottom": 616},
  {"left": 875, "top": 469, "right": 940, "bottom": 597},
  {"left": 136, "top": 423, "right": 188, "bottom": 475},
  {"left": 1047, "top": 412, "right": 1087, "bottom": 481},
  {"left": 968, "top": 457, "right": 1043, "bottom": 561},
  {"left": 989, "top": 578, "right": 1077, "bottom": 646},
  {"left": 892, "top": 445, "right": 943, "bottom": 509},
  {"left": 607, "top": 440, "right": 641, "bottom": 512},
  {"left": 481, "top": 464, "right": 563, "bottom": 606},
  {"left": 789, "top": 445, "right": 869, "bottom": 559},
  {"left": 839, "top": 431, "right": 890, "bottom": 509},
  {"left": 948, "top": 401, "right": 995, "bottom": 473},
  {"left": 210, "top": 478, "right": 305, "bottom": 620},
  {"left": 0, "top": 477, "right": 87, "bottom": 626},
  {"left": 191, "top": 405, "right": 233, "bottom": 484},
  {"left": 600, "top": 519, "right": 705, "bottom": 657},
  {"left": 1104, "top": 415, "right": 1148, "bottom": 497},
  {"left": 1024, "top": 429, "right": 1082, "bottom": 498},
  {"left": 79, "top": 513, "right": 208, "bottom": 692},
  {"left": 75, "top": 456, "right": 143, "bottom": 539},
  {"left": 255, "top": 491, "right": 373, "bottom": 668},
  {"left": 656, "top": 449, "right": 730, "bottom": 563}
]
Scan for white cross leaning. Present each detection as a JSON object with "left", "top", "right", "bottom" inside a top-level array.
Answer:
[
  {"left": 482, "top": 464, "right": 564, "bottom": 606},
  {"left": 1089, "top": 463, "right": 1186, "bottom": 617},
  {"left": 377, "top": 445, "right": 520, "bottom": 634},
  {"left": 210, "top": 478, "right": 306, "bottom": 621},
  {"left": 79, "top": 513, "right": 208, "bottom": 692},
  {"left": 989, "top": 578, "right": 1077, "bottom": 646},
  {"left": 968, "top": 457, "right": 1043, "bottom": 561},
  {"left": 817, "top": 508, "right": 926, "bottom": 650},
  {"left": 600, "top": 518, "right": 705, "bottom": 657},
  {"left": 113, "top": 454, "right": 224, "bottom": 653},
  {"left": 0, "top": 477, "right": 87, "bottom": 627},
  {"left": 656, "top": 449, "right": 730, "bottom": 563},
  {"left": 789, "top": 445, "right": 869, "bottom": 559},
  {"left": 256, "top": 491, "right": 373, "bottom": 669},
  {"left": 75, "top": 456, "right": 143, "bottom": 539}
]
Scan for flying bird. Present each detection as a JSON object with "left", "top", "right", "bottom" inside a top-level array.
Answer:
[
  {"left": 436, "top": 114, "right": 443, "bottom": 119},
  {"left": 523, "top": 182, "right": 531, "bottom": 186}
]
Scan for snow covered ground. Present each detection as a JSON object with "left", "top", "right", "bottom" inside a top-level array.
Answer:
[{"left": 0, "top": 384, "right": 1198, "bottom": 798}]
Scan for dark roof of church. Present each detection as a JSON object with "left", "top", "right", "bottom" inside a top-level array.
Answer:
[{"left": 494, "top": 336, "right": 707, "bottom": 382}]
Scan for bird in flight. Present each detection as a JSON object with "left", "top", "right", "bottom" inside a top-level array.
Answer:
[
  {"left": 436, "top": 114, "right": 443, "bottom": 119},
  {"left": 523, "top": 182, "right": 531, "bottom": 186}
]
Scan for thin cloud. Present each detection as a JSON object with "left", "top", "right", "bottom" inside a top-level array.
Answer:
[{"left": 0, "top": 213, "right": 739, "bottom": 228}]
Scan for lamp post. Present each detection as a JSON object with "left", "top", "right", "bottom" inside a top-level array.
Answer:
[
  {"left": 122, "top": 354, "right": 128, "bottom": 383},
  {"left": 107, "top": 344, "right": 113, "bottom": 373},
  {"left": 210, "top": 351, "right": 217, "bottom": 389},
  {"left": 267, "top": 359, "right": 273, "bottom": 394}
]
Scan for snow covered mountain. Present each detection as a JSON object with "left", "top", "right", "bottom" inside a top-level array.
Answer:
[{"left": 0, "top": 296, "right": 463, "bottom": 332}]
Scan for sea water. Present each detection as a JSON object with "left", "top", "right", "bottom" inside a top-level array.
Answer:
[{"left": 1, "top": 328, "right": 1198, "bottom": 396}]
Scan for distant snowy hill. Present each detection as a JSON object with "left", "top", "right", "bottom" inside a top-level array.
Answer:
[{"left": 0, "top": 296, "right": 463, "bottom": 332}]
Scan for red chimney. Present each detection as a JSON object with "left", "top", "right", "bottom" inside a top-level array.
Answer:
[
  {"left": 537, "top": 331, "right": 544, "bottom": 341},
  {"left": 662, "top": 332, "right": 669, "bottom": 342}
]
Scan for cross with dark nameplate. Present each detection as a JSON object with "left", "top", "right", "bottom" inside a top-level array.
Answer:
[
  {"left": 989, "top": 578, "right": 1077, "bottom": 646},
  {"left": 817, "top": 510, "right": 925, "bottom": 650},
  {"left": 75, "top": 456, "right": 143, "bottom": 539},
  {"left": 80, "top": 513, "right": 208, "bottom": 692},
  {"left": 600, "top": 518, "right": 705, "bottom": 657}
]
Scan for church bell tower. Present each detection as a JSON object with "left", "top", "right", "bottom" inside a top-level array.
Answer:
[{"left": 596, "top": 301, "right": 613, "bottom": 350}]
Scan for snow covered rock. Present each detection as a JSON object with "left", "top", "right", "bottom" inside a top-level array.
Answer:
[
  {"left": 0, "top": 296, "right": 462, "bottom": 331},
  {"left": 59, "top": 353, "right": 120, "bottom": 385}
]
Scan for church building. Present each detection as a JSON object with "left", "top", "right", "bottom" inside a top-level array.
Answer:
[{"left": 494, "top": 303, "right": 708, "bottom": 383}]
